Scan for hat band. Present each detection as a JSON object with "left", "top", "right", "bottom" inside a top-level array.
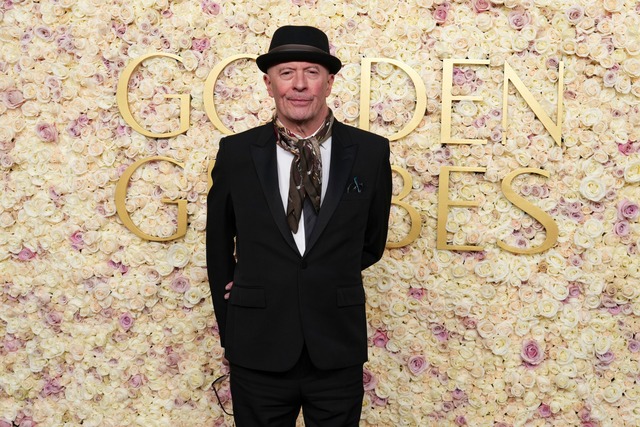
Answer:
[{"left": 268, "top": 44, "right": 330, "bottom": 55}]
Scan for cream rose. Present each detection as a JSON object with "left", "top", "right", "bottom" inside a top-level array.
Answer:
[{"left": 579, "top": 176, "right": 606, "bottom": 202}]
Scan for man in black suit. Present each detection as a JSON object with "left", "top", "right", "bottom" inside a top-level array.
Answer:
[{"left": 207, "top": 25, "right": 392, "bottom": 426}]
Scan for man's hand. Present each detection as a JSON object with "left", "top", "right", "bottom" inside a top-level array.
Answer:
[{"left": 224, "top": 281, "right": 233, "bottom": 300}]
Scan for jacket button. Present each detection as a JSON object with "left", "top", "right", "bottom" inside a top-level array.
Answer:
[{"left": 300, "top": 261, "right": 308, "bottom": 269}]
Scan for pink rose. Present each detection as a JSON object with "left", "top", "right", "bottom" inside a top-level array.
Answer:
[
  {"left": 201, "top": 0, "right": 221, "bottom": 15},
  {"left": 568, "top": 255, "right": 583, "bottom": 267},
  {"left": 45, "top": 311, "right": 63, "bottom": 326},
  {"left": 454, "top": 416, "right": 467, "bottom": 425},
  {"left": 116, "top": 123, "right": 131, "bottom": 137},
  {"left": 56, "top": 33, "right": 76, "bottom": 53},
  {"left": 433, "top": 5, "right": 449, "bottom": 24},
  {"left": 362, "top": 368, "right": 377, "bottom": 391},
  {"left": 538, "top": 403, "right": 552, "bottom": 418},
  {"left": 4, "top": 338, "right": 20, "bottom": 352},
  {"left": 2, "top": 89, "right": 25, "bottom": 109},
  {"left": 407, "top": 355, "right": 429, "bottom": 375},
  {"left": 17, "top": 247, "right": 36, "bottom": 261},
  {"left": 408, "top": 287, "right": 424, "bottom": 299},
  {"left": 41, "top": 378, "right": 64, "bottom": 397},
  {"left": 618, "top": 199, "right": 639, "bottom": 220},
  {"left": 66, "top": 114, "right": 89, "bottom": 137},
  {"left": 618, "top": 142, "right": 637, "bottom": 155},
  {"left": 69, "top": 230, "right": 84, "bottom": 250},
  {"left": 565, "top": 5, "right": 584, "bottom": 23},
  {"left": 129, "top": 374, "right": 145, "bottom": 388},
  {"left": 14, "top": 413, "right": 35, "bottom": 427},
  {"left": 508, "top": 10, "right": 531, "bottom": 30},
  {"left": 462, "top": 317, "right": 477, "bottom": 329},
  {"left": 170, "top": 275, "right": 191, "bottom": 293},
  {"left": 192, "top": 37, "right": 210, "bottom": 52},
  {"left": 109, "top": 259, "right": 129, "bottom": 274},
  {"left": 614, "top": 220, "right": 630, "bottom": 237},
  {"left": 473, "top": 116, "right": 486, "bottom": 128},
  {"left": 521, "top": 339, "right": 544, "bottom": 366},
  {"left": 490, "top": 128, "right": 502, "bottom": 142},
  {"left": 119, "top": 312, "right": 134, "bottom": 331},
  {"left": 0, "top": 420, "right": 12, "bottom": 427},
  {"left": 431, "top": 324, "right": 449, "bottom": 342},
  {"left": 453, "top": 68, "right": 466, "bottom": 86},
  {"left": 628, "top": 340, "right": 640, "bottom": 353},
  {"left": 568, "top": 283, "right": 581, "bottom": 298},
  {"left": 452, "top": 388, "right": 467, "bottom": 402},
  {"left": 578, "top": 406, "right": 592, "bottom": 421},
  {"left": 603, "top": 70, "right": 617, "bottom": 87},
  {"left": 596, "top": 351, "right": 615, "bottom": 366},
  {"left": 35, "top": 26, "right": 53, "bottom": 41},
  {"left": 36, "top": 122, "right": 58, "bottom": 143},
  {"left": 111, "top": 21, "right": 126, "bottom": 37},
  {"left": 371, "top": 393, "right": 388, "bottom": 406},
  {"left": 371, "top": 329, "right": 389, "bottom": 348},
  {"left": 472, "top": 0, "right": 491, "bottom": 13}
]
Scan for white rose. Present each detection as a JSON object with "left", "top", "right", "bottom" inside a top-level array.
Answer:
[
  {"left": 579, "top": 176, "right": 606, "bottom": 202},
  {"left": 491, "top": 335, "right": 511, "bottom": 356},
  {"left": 624, "top": 160, "right": 640, "bottom": 183},
  {"left": 455, "top": 100, "right": 478, "bottom": 117},
  {"left": 183, "top": 287, "right": 203, "bottom": 306},
  {"left": 623, "top": 57, "right": 640, "bottom": 78},
  {"left": 602, "top": 384, "right": 623, "bottom": 403},
  {"left": 574, "top": 230, "right": 595, "bottom": 249},
  {"left": 581, "top": 218, "right": 604, "bottom": 238},
  {"left": 603, "top": 0, "right": 624, "bottom": 12},
  {"left": 579, "top": 108, "right": 602, "bottom": 127},
  {"left": 166, "top": 243, "right": 190, "bottom": 268},
  {"left": 474, "top": 261, "right": 492, "bottom": 278},
  {"left": 537, "top": 298, "right": 560, "bottom": 318},
  {"left": 555, "top": 347, "right": 574, "bottom": 365}
]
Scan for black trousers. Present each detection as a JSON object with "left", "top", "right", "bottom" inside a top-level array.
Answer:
[{"left": 229, "top": 346, "right": 364, "bottom": 427}]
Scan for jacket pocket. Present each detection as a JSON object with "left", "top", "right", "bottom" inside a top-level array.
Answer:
[
  {"left": 340, "top": 192, "right": 371, "bottom": 202},
  {"left": 230, "top": 287, "right": 267, "bottom": 308},
  {"left": 337, "top": 286, "right": 365, "bottom": 307}
]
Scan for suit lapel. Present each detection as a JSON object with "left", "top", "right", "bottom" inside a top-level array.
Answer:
[
  {"left": 250, "top": 125, "right": 300, "bottom": 254},
  {"left": 306, "top": 122, "right": 357, "bottom": 252}
]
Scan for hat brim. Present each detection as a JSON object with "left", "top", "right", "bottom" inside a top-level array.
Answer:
[{"left": 256, "top": 51, "right": 342, "bottom": 74}]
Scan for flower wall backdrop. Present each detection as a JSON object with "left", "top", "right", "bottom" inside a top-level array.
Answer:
[{"left": 2, "top": 0, "right": 640, "bottom": 426}]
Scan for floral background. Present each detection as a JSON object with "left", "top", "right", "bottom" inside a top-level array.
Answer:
[{"left": 2, "top": 0, "right": 640, "bottom": 426}]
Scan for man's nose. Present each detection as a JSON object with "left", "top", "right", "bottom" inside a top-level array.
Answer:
[{"left": 292, "top": 72, "right": 307, "bottom": 90}]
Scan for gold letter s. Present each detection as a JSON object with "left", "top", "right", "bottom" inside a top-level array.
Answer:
[{"left": 499, "top": 168, "right": 559, "bottom": 254}]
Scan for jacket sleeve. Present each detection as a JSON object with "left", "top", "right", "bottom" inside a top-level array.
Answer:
[
  {"left": 206, "top": 138, "right": 236, "bottom": 347},
  {"left": 361, "top": 138, "right": 392, "bottom": 270}
]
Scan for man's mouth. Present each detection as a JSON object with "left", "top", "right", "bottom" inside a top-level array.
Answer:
[{"left": 288, "top": 98, "right": 312, "bottom": 105}]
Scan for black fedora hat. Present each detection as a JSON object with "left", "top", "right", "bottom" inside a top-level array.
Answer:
[{"left": 256, "top": 25, "right": 342, "bottom": 74}]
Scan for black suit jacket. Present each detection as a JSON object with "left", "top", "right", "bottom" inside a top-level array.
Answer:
[{"left": 206, "top": 121, "right": 392, "bottom": 372}]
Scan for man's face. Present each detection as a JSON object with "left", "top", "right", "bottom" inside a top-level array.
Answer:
[{"left": 263, "top": 61, "right": 334, "bottom": 134}]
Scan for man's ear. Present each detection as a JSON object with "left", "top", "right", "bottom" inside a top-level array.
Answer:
[
  {"left": 326, "top": 73, "right": 335, "bottom": 95},
  {"left": 263, "top": 74, "right": 273, "bottom": 98}
]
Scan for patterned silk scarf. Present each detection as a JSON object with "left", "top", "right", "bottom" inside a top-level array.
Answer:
[{"left": 274, "top": 111, "right": 334, "bottom": 233}]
